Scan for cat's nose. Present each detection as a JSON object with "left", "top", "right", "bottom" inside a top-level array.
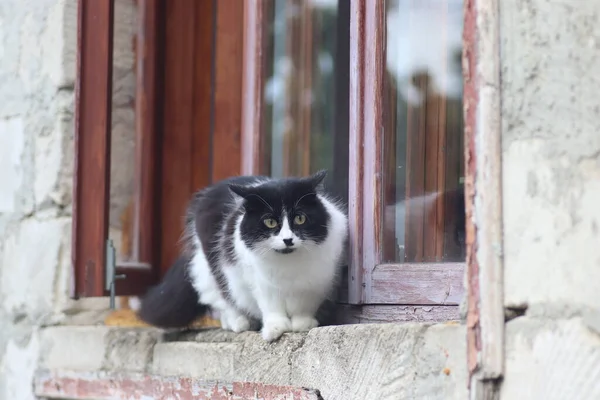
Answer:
[{"left": 283, "top": 238, "right": 294, "bottom": 247}]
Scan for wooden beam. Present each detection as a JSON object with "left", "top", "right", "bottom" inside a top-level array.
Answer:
[
  {"left": 241, "top": 0, "right": 268, "bottom": 175},
  {"left": 463, "top": 0, "right": 504, "bottom": 396},
  {"left": 160, "top": 0, "right": 198, "bottom": 273},
  {"left": 336, "top": 304, "right": 460, "bottom": 324},
  {"left": 360, "top": 0, "right": 385, "bottom": 303},
  {"left": 212, "top": 0, "right": 244, "bottom": 181},
  {"left": 347, "top": 0, "right": 367, "bottom": 304},
  {"left": 72, "top": 0, "right": 115, "bottom": 298},
  {"left": 370, "top": 263, "right": 465, "bottom": 305}
]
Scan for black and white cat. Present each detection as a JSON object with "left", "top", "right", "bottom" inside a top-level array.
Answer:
[{"left": 138, "top": 170, "right": 348, "bottom": 342}]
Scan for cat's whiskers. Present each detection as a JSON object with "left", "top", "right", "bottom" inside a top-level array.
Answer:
[
  {"left": 246, "top": 193, "right": 274, "bottom": 212},
  {"left": 294, "top": 192, "right": 317, "bottom": 208}
]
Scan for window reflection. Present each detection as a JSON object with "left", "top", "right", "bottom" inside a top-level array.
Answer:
[
  {"left": 383, "top": 0, "right": 465, "bottom": 263},
  {"left": 261, "top": 0, "right": 349, "bottom": 202}
]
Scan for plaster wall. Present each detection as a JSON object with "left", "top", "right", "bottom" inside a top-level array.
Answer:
[{"left": 500, "top": 1, "right": 600, "bottom": 397}]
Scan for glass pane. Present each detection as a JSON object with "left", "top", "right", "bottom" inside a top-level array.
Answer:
[
  {"left": 109, "top": 0, "right": 139, "bottom": 263},
  {"left": 262, "top": 0, "right": 349, "bottom": 202},
  {"left": 382, "top": 0, "right": 465, "bottom": 263}
]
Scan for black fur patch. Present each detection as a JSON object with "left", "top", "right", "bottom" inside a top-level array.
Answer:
[
  {"left": 229, "top": 171, "right": 331, "bottom": 251},
  {"left": 137, "top": 255, "right": 207, "bottom": 328}
]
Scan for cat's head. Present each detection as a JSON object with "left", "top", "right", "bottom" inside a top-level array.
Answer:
[{"left": 229, "top": 170, "right": 330, "bottom": 256}]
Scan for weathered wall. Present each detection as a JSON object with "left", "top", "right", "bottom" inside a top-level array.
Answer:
[
  {"left": 500, "top": 0, "right": 600, "bottom": 397},
  {"left": 0, "top": 0, "right": 137, "bottom": 398},
  {"left": 0, "top": 1, "right": 76, "bottom": 398}
]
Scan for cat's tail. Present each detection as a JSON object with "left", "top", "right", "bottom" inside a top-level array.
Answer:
[{"left": 137, "top": 254, "right": 208, "bottom": 328}]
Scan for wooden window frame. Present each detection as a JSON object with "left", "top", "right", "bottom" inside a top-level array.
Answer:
[
  {"left": 242, "top": 0, "right": 465, "bottom": 322},
  {"left": 68, "top": 0, "right": 503, "bottom": 395},
  {"left": 347, "top": 0, "right": 465, "bottom": 310},
  {"left": 72, "top": 0, "right": 159, "bottom": 298},
  {"left": 73, "top": 0, "right": 245, "bottom": 299},
  {"left": 73, "top": 0, "right": 465, "bottom": 320},
  {"left": 159, "top": 0, "right": 244, "bottom": 272}
]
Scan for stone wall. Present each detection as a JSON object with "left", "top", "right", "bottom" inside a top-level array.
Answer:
[
  {"left": 0, "top": 0, "right": 137, "bottom": 398},
  {"left": 0, "top": 1, "right": 76, "bottom": 398},
  {"left": 500, "top": 0, "right": 600, "bottom": 397}
]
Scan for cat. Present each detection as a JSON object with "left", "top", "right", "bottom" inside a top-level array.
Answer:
[{"left": 137, "top": 170, "right": 348, "bottom": 342}]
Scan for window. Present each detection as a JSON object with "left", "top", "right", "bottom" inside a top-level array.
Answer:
[
  {"left": 256, "top": 0, "right": 349, "bottom": 203},
  {"left": 72, "top": 0, "right": 245, "bottom": 299},
  {"left": 242, "top": 0, "right": 465, "bottom": 323},
  {"left": 73, "top": 0, "right": 157, "bottom": 297},
  {"left": 74, "top": 0, "right": 465, "bottom": 324}
]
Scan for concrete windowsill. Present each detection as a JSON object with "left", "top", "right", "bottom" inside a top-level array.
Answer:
[{"left": 36, "top": 311, "right": 468, "bottom": 400}]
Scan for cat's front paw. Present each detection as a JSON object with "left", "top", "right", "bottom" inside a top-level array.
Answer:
[
  {"left": 221, "top": 310, "right": 251, "bottom": 333},
  {"left": 291, "top": 315, "right": 319, "bottom": 332},
  {"left": 261, "top": 314, "right": 292, "bottom": 342},
  {"left": 230, "top": 315, "right": 251, "bottom": 333}
]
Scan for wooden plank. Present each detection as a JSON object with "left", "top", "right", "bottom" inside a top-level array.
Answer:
[
  {"left": 160, "top": 0, "right": 196, "bottom": 273},
  {"left": 464, "top": 0, "right": 505, "bottom": 391},
  {"left": 72, "top": 0, "right": 115, "bottom": 298},
  {"left": 361, "top": 0, "right": 385, "bottom": 303},
  {"left": 347, "top": 0, "right": 366, "bottom": 304},
  {"left": 464, "top": 0, "right": 481, "bottom": 381},
  {"left": 134, "top": 0, "right": 161, "bottom": 267},
  {"left": 35, "top": 371, "right": 323, "bottom": 400},
  {"left": 336, "top": 304, "right": 460, "bottom": 324},
  {"left": 283, "top": 0, "right": 300, "bottom": 176},
  {"left": 370, "top": 263, "right": 465, "bottom": 305},
  {"left": 241, "top": 0, "right": 268, "bottom": 175},
  {"left": 212, "top": 0, "right": 244, "bottom": 181}
]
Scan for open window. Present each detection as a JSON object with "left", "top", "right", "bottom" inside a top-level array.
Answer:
[
  {"left": 72, "top": 0, "right": 245, "bottom": 300},
  {"left": 72, "top": 0, "right": 158, "bottom": 298},
  {"left": 73, "top": 0, "right": 465, "bottom": 325}
]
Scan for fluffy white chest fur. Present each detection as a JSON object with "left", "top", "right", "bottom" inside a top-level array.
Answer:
[{"left": 188, "top": 194, "right": 347, "bottom": 342}]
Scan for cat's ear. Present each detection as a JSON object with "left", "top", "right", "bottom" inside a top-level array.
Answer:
[
  {"left": 307, "top": 169, "right": 328, "bottom": 190},
  {"left": 228, "top": 184, "right": 252, "bottom": 199}
]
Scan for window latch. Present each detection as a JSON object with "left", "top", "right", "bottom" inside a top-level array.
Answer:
[{"left": 105, "top": 239, "right": 126, "bottom": 309}]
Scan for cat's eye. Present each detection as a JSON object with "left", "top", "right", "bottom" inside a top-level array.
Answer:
[
  {"left": 293, "top": 214, "right": 307, "bottom": 225},
  {"left": 263, "top": 218, "right": 278, "bottom": 228}
]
